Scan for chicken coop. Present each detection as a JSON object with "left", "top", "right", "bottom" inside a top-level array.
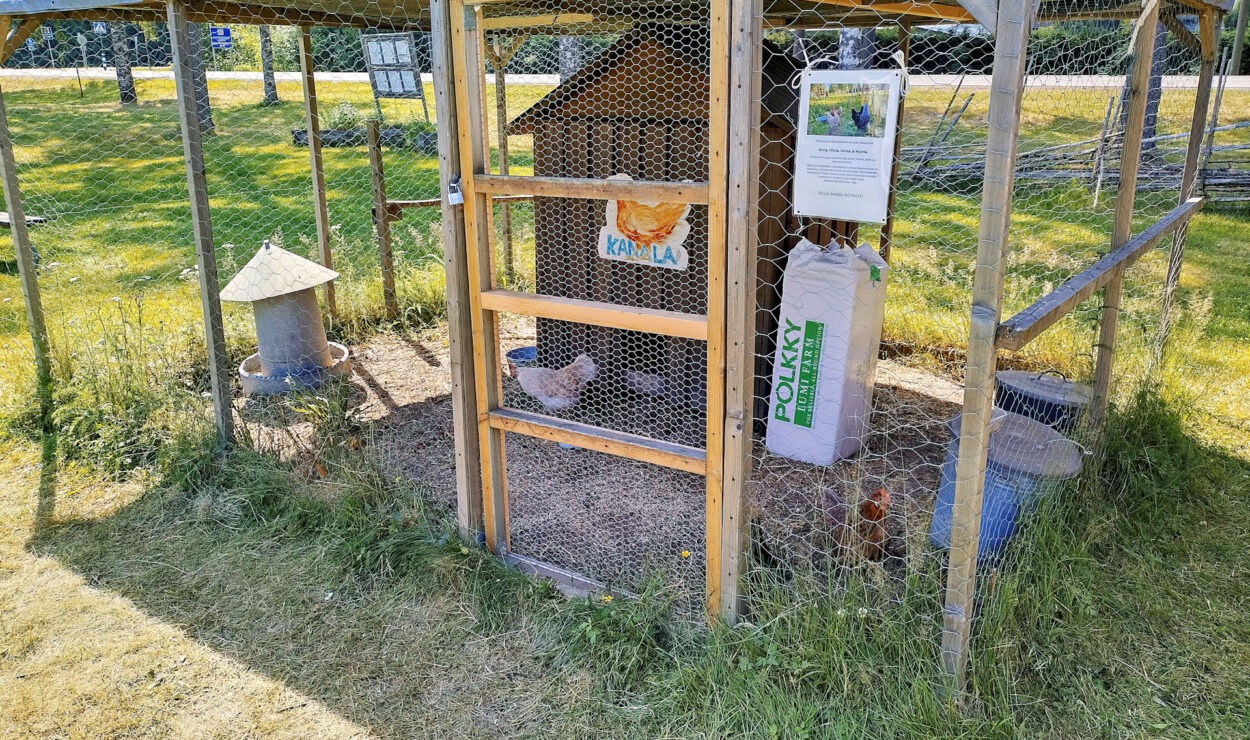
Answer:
[{"left": 0, "top": 0, "right": 1229, "bottom": 688}]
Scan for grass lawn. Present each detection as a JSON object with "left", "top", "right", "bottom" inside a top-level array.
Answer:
[{"left": 0, "top": 73, "right": 1248, "bottom": 736}]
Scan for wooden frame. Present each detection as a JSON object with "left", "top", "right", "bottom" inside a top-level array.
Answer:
[
  {"left": 474, "top": 174, "right": 711, "bottom": 204},
  {"left": 488, "top": 409, "right": 707, "bottom": 474},
  {"left": 941, "top": 0, "right": 1035, "bottom": 687},
  {"left": 480, "top": 290, "right": 709, "bottom": 340},
  {"left": 299, "top": 26, "right": 337, "bottom": 319},
  {"left": 366, "top": 119, "right": 399, "bottom": 320},
  {"left": 167, "top": 0, "right": 233, "bottom": 448}
]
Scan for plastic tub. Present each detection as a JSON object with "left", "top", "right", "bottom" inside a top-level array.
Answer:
[
  {"left": 995, "top": 370, "right": 1092, "bottom": 433},
  {"left": 505, "top": 346, "right": 538, "bottom": 376},
  {"left": 929, "top": 409, "right": 1083, "bottom": 558}
]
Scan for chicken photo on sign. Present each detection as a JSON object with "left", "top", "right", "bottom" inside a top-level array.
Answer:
[{"left": 597, "top": 174, "right": 691, "bottom": 271}]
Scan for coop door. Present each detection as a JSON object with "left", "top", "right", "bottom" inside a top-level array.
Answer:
[{"left": 447, "top": 3, "right": 731, "bottom": 616}]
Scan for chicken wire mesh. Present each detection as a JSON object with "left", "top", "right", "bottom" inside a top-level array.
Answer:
[{"left": 0, "top": 0, "right": 1237, "bottom": 669}]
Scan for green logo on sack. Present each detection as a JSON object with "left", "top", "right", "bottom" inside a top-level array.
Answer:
[{"left": 773, "top": 318, "right": 824, "bottom": 428}]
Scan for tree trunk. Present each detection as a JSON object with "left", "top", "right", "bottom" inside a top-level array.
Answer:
[
  {"left": 259, "top": 24, "right": 279, "bottom": 106},
  {"left": 557, "top": 36, "right": 583, "bottom": 82},
  {"left": 186, "top": 22, "right": 215, "bottom": 134},
  {"left": 838, "top": 28, "right": 876, "bottom": 70},
  {"left": 110, "top": 22, "right": 137, "bottom": 104}
]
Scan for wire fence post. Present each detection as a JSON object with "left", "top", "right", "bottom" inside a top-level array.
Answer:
[
  {"left": 941, "top": 0, "right": 1035, "bottom": 687},
  {"left": 167, "top": 0, "right": 233, "bottom": 448},
  {"left": 300, "top": 25, "right": 337, "bottom": 320},
  {"left": 0, "top": 85, "right": 52, "bottom": 415},
  {"left": 366, "top": 118, "right": 399, "bottom": 320},
  {"left": 1091, "top": 0, "right": 1162, "bottom": 426}
]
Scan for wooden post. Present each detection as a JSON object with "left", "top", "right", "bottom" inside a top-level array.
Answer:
[
  {"left": 299, "top": 26, "right": 336, "bottom": 319},
  {"left": 486, "top": 39, "right": 514, "bottom": 285},
  {"left": 366, "top": 119, "right": 398, "bottom": 320},
  {"left": 431, "top": 0, "right": 484, "bottom": 539},
  {"left": 450, "top": 0, "right": 509, "bottom": 552},
  {"left": 941, "top": 0, "right": 1034, "bottom": 686},
  {"left": 1233, "top": 0, "right": 1248, "bottom": 74},
  {"left": 0, "top": 84, "right": 52, "bottom": 412},
  {"left": 167, "top": 0, "right": 233, "bottom": 448},
  {"left": 1156, "top": 10, "right": 1217, "bottom": 358},
  {"left": 879, "top": 21, "right": 910, "bottom": 262},
  {"left": 719, "top": 0, "right": 763, "bottom": 622},
  {"left": 186, "top": 22, "right": 214, "bottom": 135},
  {"left": 1090, "top": 0, "right": 1162, "bottom": 426}
]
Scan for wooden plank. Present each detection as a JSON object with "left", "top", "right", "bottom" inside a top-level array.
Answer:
[
  {"left": 488, "top": 409, "right": 707, "bottom": 475},
  {"left": 941, "top": 0, "right": 1034, "bottom": 688},
  {"left": 366, "top": 119, "right": 398, "bottom": 320},
  {"left": 485, "top": 39, "right": 515, "bottom": 285},
  {"left": 1090, "top": 0, "right": 1161, "bottom": 427},
  {"left": 1160, "top": 12, "right": 1201, "bottom": 57},
  {"left": 299, "top": 26, "right": 336, "bottom": 319},
  {"left": 474, "top": 174, "right": 711, "bottom": 204},
  {"left": 704, "top": 0, "right": 730, "bottom": 622},
  {"left": 480, "top": 289, "right": 709, "bottom": 340},
  {"left": 807, "top": 0, "right": 974, "bottom": 21},
  {"left": 480, "top": 12, "right": 593, "bottom": 30},
  {"left": 389, "top": 193, "right": 531, "bottom": 211},
  {"left": 718, "top": 0, "right": 763, "bottom": 625},
  {"left": 1, "top": 19, "right": 40, "bottom": 64},
  {"left": 167, "top": 0, "right": 232, "bottom": 448},
  {"left": 0, "top": 84, "right": 51, "bottom": 411},
  {"left": 997, "top": 198, "right": 1204, "bottom": 351},
  {"left": 430, "top": 0, "right": 483, "bottom": 539},
  {"left": 879, "top": 20, "right": 910, "bottom": 262},
  {"left": 502, "top": 553, "right": 618, "bottom": 597},
  {"left": 1156, "top": 9, "right": 1218, "bottom": 356},
  {"left": 451, "top": 0, "right": 509, "bottom": 553}
]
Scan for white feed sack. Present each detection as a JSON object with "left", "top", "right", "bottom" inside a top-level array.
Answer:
[{"left": 766, "top": 239, "right": 889, "bottom": 466}]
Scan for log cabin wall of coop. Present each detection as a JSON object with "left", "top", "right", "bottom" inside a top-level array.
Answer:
[{"left": 510, "top": 25, "right": 799, "bottom": 414}]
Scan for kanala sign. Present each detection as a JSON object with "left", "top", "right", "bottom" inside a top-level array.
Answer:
[{"left": 597, "top": 174, "right": 691, "bottom": 271}]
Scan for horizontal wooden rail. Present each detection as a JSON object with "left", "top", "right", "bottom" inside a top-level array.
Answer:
[
  {"left": 997, "top": 196, "right": 1204, "bottom": 351},
  {"left": 480, "top": 289, "right": 708, "bottom": 340},
  {"left": 473, "top": 174, "right": 710, "bottom": 204},
  {"left": 381, "top": 194, "right": 531, "bottom": 222},
  {"left": 488, "top": 408, "right": 707, "bottom": 475}
]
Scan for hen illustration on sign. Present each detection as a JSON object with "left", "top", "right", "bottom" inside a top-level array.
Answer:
[{"left": 597, "top": 174, "right": 691, "bottom": 271}]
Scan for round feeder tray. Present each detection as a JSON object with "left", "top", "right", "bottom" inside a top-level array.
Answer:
[{"left": 239, "top": 341, "right": 352, "bottom": 396}]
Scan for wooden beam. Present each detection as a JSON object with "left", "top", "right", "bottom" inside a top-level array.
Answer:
[
  {"left": 879, "top": 20, "right": 910, "bottom": 262},
  {"left": 718, "top": 0, "right": 764, "bottom": 625},
  {"left": 997, "top": 198, "right": 1205, "bottom": 351},
  {"left": 167, "top": 0, "right": 232, "bottom": 448},
  {"left": 473, "top": 174, "right": 711, "bottom": 204},
  {"left": 488, "top": 409, "right": 707, "bottom": 475},
  {"left": 480, "top": 12, "right": 593, "bottom": 30},
  {"left": 299, "top": 26, "right": 336, "bottom": 320},
  {"left": 941, "top": 0, "right": 1035, "bottom": 688},
  {"left": 1, "top": 19, "right": 40, "bottom": 65},
  {"left": 808, "top": 0, "right": 975, "bottom": 22},
  {"left": 480, "top": 289, "right": 708, "bottom": 340},
  {"left": 430, "top": 0, "right": 484, "bottom": 540},
  {"left": 1090, "top": 0, "right": 1162, "bottom": 426},
  {"left": 1156, "top": 9, "right": 1219, "bottom": 358},
  {"left": 366, "top": 119, "right": 398, "bottom": 320},
  {"left": 1160, "top": 12, "right": 1202, "bottom": 57},
  {"left": 451, "top": 0, "right": 510, "bottom": 553},
  {"left": 0, "top": 84, "right": 52, "bottom": 413}
]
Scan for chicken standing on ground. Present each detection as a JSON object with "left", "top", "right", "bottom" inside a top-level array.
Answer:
[
  {"left": 857, "top": 487, "right": 891, "bottom": 561},
  {"left": 851, "top": 103, "right": 871, "bottom": 134},
  {"left": 510, "top": 353, "right": 598, "bottom": 411}
]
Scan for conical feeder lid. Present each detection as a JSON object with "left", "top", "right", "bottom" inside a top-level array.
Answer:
[{"left": 220, "top": 240, "right": 339, "bottom": 303}]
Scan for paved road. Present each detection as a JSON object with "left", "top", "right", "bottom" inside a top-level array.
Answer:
[{"left": 1, "top": 67, "right": 1247, "bottom": 88}]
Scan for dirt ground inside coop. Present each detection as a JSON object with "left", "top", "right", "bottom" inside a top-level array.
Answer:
[{"left": 236, "top": 323, "right": 959, "bottom": 597}]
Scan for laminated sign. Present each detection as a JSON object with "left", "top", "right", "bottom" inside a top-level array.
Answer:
[
  {"left": 766, "top": 240, "right": 889, "bottom": 466},
  {"left": 793, "top": 68, "right": 902, "bottom": 224},
  {"left": 597, "top": 174, "right": 691, "bottom": 270}
]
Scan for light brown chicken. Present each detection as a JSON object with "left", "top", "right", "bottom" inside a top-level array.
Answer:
[
  {"left": 614, "top": 199, "right": 689, "bottom": 245},
  {"left": 509, "top": 353, "right": 597, "bottom": 411},
  {"left": 857, "top": 487, "right": 892, "bottom": 561}
]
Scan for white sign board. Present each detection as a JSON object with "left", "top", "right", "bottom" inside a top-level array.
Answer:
[
  {"left": 596, "top": 174, "right": 691, "bottom": 271},
  {"left": 93, "top": 21, "right": 108, "bottom": 35},
  {"left": 209, "top": 26, "right": 232, "bottom": 50},
  {"left": 792, "top": 69, "right": 902, "bottom": 224},
  {"left": 42, "top": 26, "right": 54, "bottom": 41},
  {"left": 362, "top": 33, "right": 424, "bottom": 100}
]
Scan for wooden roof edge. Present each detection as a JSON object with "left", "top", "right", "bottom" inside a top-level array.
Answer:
[{"left": 0, "top": 0, "right": 429, "bottom": 29}]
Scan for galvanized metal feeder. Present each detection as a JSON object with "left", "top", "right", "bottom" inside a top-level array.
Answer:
[{"left": 220, "top": 240, "right": 351, "bottom": 396}]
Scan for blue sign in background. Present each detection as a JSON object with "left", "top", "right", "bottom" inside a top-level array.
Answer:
[{"left": 209, "top": 27, "right": 232, "bottom": 50}]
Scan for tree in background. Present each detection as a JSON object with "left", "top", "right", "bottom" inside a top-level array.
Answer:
[
  {"left": 109, "top": 22, "right": 137, "bottom": 105},
  {"left": 259, "top": 25, "right": 279, "bottom": 105}
]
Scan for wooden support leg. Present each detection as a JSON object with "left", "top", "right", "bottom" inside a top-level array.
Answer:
[
  {"left": 167, "top": 0, "right": 233, "bottom": 448},
  {"left": 299, "top": 26, "right": 337, "bottom": 320},
  {"left": 941, "top": 0, "right": 1034, "bottom": 687},
  {"left": 366, "top": 119, "right": 399, "bottom": 320},
  {"left": 1091, "top": 0, "right": 1163, "bottom": 426},
  {"left": 1156, "top": 10, "right": 1217, "bottom": 361},
  {"left": 0, "top": 85, "right": 52, "bottom": 413},
  {"left": 431, "top": 0, "right": 485, "bottom": 539}
]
